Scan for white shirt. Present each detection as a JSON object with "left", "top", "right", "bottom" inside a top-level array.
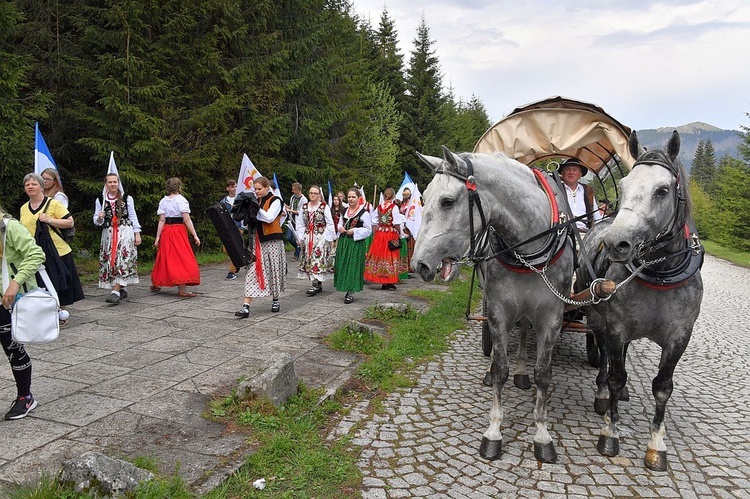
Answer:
[
  {"left": 564, "top": 183, "right": 602, "bottom": 231},
  {"left": 93, "top": 194, "right": 142, "bottom": 233}
]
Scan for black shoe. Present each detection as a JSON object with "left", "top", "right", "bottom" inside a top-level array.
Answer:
[
  {"left": 344, "top": 293, "right": 353, "bottom": 304},
  {"left": 105, "top": 293, "right": 120, "bottom": 304},
  {"left": 5, "top": 395, "right": 37, "bottom": 420},
  {"left": 226, "top": 272, "right": 237, "bottom": 280},
  {"left": 119, "top": 288, "right": 128, "bottom": 300},
  {"left": 271, "top": 300, "right": 280, "bottom": 313},
  {"left": 234, "top": 305, "right": 250, "bottom": 318}
]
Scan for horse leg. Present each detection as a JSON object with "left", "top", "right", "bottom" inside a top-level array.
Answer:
[
  {"left": 598, "top": 340, "right": 627, "bottom": 457},
  {"left": 593, "top": 329, "right": 610, "bottom": 415},
  {"left": 513, "top": 319, "right": 531, "bottom": 389},
  {"left": 531, "top": 323, "right": 561, "bottom": 463},
  {"left": 644, "top": 337, "right": 689, "bottom": 471},
  {"left": 479, "top": 322, "right": 510, "bottom": 461}
]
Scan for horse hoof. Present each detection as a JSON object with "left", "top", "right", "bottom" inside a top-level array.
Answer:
[
  {"left": 534, "top": 441, "right": 557, "bottom": 463},
  {"left": 482, "top": 372, "right": 492, "bottom": 387},
  {"left": 479, "top": 437, "right": 502, "bottom": 460},
  {"left": 645, "top": 449, "right": 668, "bottom": 471},
  {"left": 594, "top": 397, "right": 608, "bottom": 416},
  {"left": 514, "top": 374, "right": 531, "bottom": 390},
  {"left": 619, "top": 386, "right": 630, "bottom": 401},
  {"left": 597, "top": 435, "right": 620, "bottom": 457}
]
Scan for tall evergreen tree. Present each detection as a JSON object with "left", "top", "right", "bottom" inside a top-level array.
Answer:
[
  {"left": 690, "top": 138, "right": 717, "bottom": 192},
  {"left": 402, "top": 16, "right": 448, "bottom": 185},
  {"left": 0, "top": 1, "right": 50, "bottom": 209}
]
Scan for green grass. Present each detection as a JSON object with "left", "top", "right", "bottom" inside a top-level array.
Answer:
[
  {"left": 204, "top": 388, "right": 361, "bottom": 498},
  {"left": 703, "top": 240, "right": 750, "bottom": 268}
]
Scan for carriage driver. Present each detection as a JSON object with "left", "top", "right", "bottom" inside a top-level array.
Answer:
[{"left": 559, "top": 158, "right": 602, "bottom": 233}]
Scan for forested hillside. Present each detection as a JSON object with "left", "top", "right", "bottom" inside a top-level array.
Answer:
[
  {"left": 0, "top": 1, "right": 490, "bottom": 252},
  {"left": 637, "top": 123, "right": 742, "bottom": 170}
]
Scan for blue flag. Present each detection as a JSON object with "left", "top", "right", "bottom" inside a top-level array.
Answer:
[
  {"left": 34, "top": 122, "right": 58, "bottom": 176},
  {"left": 272, "top": 172, "right": 282, "bottom": 199}
]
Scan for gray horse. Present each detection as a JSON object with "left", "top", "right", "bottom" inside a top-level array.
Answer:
[
  {"left": 577, "top": 131, "right": 704, "bottom": 470},
  {"left": 412, "top": 147, "right": 574, "bottom": 463}
]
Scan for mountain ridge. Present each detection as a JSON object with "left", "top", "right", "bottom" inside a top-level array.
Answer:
[{"left": 636, "top": 122, "right": 743, "bottom": 169}]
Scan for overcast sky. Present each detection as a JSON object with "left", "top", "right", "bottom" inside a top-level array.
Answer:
[{"left": 353, "top": 0, "right": 750, "bottom": 132}]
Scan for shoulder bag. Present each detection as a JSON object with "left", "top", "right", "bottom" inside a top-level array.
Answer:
[
  {"left": 42, "top": 197, "right": 75, "bottom": 243},
  {"left": 2, "top": 228, "right": 61, "bottom": 344}
]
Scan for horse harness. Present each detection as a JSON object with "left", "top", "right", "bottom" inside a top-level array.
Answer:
[
  {"left": 624, "top": 150, "right": 704, "bottom": 289},
  {"left": 437, "top": 155, "right": 574, "bottom": 274}
]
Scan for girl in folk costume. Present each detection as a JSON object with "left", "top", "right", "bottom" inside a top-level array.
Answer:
[
  {"left": 94, "top": 173, "right": 142, "bottom": 304},
  {"left": 364, "top": 187, "right": 406, "bottom": 290},
  {"left": 235, "top": 177, "right": 286, "bottom": 318},
  {"left": 334, "top": 187, "right": 373, "bottom": 304},
  {"left": 329, "top": 193, "right": 345, "bottom": 256},
  {"left": 295, "top": 185, "right": 336, "bottom": 296},
  {"left": 150, "top": 177, "right": 201, "bottom": 297}
]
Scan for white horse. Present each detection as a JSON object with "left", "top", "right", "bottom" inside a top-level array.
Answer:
[
  {"left": 577, "top": 131, "right": 704, "bottom": 470},
  {"left": 412, "top": 147, "right": 574, "bottom": 463}
]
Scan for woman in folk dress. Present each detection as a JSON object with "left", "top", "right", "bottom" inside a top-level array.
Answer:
[
  {"left": 295, "top": 185, "right": 336, "bottom": 296},
  {"left": 334, "top": 187, "right": 372, "bottom": 304},
  {"left": 235, "top": 177, "right": 286, "bottom": 318},
  {"left": 150, "top": 177, "right": 201, "bottom": 297},
  {"left": 364, "top": 187, "right": 405, "bottom": 290},
  {"left": 94, "top": 173, "right": 141, "bottom": 304}
]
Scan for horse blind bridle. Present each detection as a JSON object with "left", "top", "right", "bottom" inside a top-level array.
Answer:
[{"left": 624, "top": 150, "right": 704, "bottom": 288}]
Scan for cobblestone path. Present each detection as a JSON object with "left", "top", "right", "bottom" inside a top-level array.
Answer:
[{"left": 347, "top": 255, "right": 749, "bottom": 498}]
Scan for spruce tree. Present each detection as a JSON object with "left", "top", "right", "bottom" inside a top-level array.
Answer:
[
  {"left": 0, "top": 1, "right": 49, "bottom": 209},
  {"left": 402, "top": 16, "right": 448, "bottom": 185}
]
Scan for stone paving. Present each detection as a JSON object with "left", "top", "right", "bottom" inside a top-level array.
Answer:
[
  {"left": 348, "top": 255, "right": 750, "bottom": 498},
  {"left": 0, "top": 254, "right": 429, "bottom": 494}
]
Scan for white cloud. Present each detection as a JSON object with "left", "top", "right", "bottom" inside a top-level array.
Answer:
[{"left": 353, "top": 0, "right": 750, "bottom": 130}]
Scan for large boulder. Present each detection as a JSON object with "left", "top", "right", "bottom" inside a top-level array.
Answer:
[
  {"left": 59, "top": 451, "right": 153, "bottom": 497},
  {"left": 237, "top": 352, "right": 299, "bottom": 406}
]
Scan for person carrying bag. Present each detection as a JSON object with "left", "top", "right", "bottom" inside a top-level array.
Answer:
[{"left": 0, "top": 208, "right": 46, "bottom": 420}]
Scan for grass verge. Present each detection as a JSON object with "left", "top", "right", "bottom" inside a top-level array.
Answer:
[{"left": 703, "top": 240, "right": 750, "bottom": 268}]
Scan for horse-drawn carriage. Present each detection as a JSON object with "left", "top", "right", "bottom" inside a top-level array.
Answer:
[
  {"left": 472, "top": 96, "right": 636, "bottom": 365},
  {"left": 411, "top": 96, "right": 704, "bottom": 470}
]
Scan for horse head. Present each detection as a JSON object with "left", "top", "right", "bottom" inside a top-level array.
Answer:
[
  {"left": 605, "top": 130, "right": 688, "bottom": 263},
  {"left": 412, "top": 147, "right": 478, "bottom": 282}
]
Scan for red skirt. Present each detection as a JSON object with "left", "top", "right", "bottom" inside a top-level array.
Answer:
[
  {"left": 364, "top": 229, "right": 403, "bottom": 284},
  {"left": 151, "top": 224, "right": 201, "bottom": 287}
]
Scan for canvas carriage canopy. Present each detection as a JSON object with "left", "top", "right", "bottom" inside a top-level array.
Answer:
[{"left": 473, "top": 96, "right": 636, "bottom": 178}]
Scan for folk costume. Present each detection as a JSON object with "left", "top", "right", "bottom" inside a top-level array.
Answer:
[
  {"left": 20, "top": 197, "right": 85, "bottom": 306},
  {"left": 243, "top": 192, "right": 286, "bottom": 300},
  {"left": 295, "top": 200, "right": 336, "bottom": 294},
  {"left": 333, "top": 206, "right": 372, "bottom": 301},
  {"left": 94, "top": 193, "right": 141, "bottom": 290},
  {"left": 364, "top": 200, "right": 406, "bottom": 286},
  {"left": 150, "top": 195, "right": 200, "bottom": 288}
]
